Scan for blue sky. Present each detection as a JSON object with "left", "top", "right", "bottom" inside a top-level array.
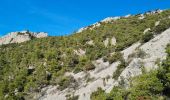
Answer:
[{"left": 0, "top": 0, "right": 170, "bottom": 36}]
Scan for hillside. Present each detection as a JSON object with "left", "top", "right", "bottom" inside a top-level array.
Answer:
[{"left": 0, "top": 9, "right": 170, "bottom": 100}]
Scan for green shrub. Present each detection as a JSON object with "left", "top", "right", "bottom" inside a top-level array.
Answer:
[
  {"left": 58, "top": 76, "right": 76, "bottom": 90},
  {"left": 73, "top": 67, "right": 83, "bottom": 74},
  {"left": 91, "top": 88, "right": 107, "bottom": 100},
  {"left": 141, "top": 32, "right": 153, "bottom": 43},
  {"left": 157, "top": 44, "right": 170, "bottom": 97},
  {"left": 128, "top": 49, "right": 147, "bottom": 59},
  {"left": 67, "top": 95, "right": 79, "bottom": 100},
  {"left": 107, "top": 86, "right": 127, "bottom": 100},
  {"left": 84, "top": 62, "right": 95, "bottom": 71},
  {"left": 128, "top": 71, "right": 164, "bottom": 99},
  {"left": 153, "top": 19, "right": 170, "bottom": 34},
  {"left": 113, "top": 60, "right": 127, "bottom": 80},
  {"left": 108, "top": 52, "right": 123, "bottom": 64}
]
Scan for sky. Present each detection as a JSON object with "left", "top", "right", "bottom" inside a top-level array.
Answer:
[{"left": 0, "top": 0, "right": 170, "bottom": 36}]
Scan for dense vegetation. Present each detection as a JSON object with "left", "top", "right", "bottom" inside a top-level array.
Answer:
[
  {"left": 0, "top": 10, "right": 170, "bottom": 99},
  {"left": 91, "top": 44, "right": 170, "bottom": 100}
]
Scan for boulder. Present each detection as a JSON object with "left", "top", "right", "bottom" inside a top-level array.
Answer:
[
  {"left": 155, "top": 21, "right": 160, "bottom": 26},
  {"left": 111, "top": 37, "right": 116, "bottom": 46},
  {"left": 143, "top": 28, "right": 151, "bottom": 34},
  {"left": 103, "top": 38, "right": 109, "bottom": 47}
]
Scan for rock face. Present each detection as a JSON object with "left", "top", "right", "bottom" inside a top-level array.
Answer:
[
  {"left": 40, "top": 61, "right": 120, "bottom": 100},
  {"left": 34, "top": 9, "right": 169, "bottom": 100},
  {"left": 119, "top": 27, "right": 170, "bottom": 88},
  {"left": 118, "top": 58, "right": 143, "bottom": 88},
  {"left": 39, "top": 27, "right": 170, "bottom": 100},
  {"left": 0, "top": 31, "right": 48, "bottom": 45}
]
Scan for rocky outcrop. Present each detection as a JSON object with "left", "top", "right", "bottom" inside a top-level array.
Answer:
[
  {"left": 118, "top": 27, "right": 170, "bottom": 88},
  {"left": 39, "top": 58, "right": 119, "bottom": 100},
  {"left": 74, "top": 49, "right": 86, "bottom": 56},
  {"left": 76, "top": 27, "right": 88, "bottom": 33},
  {"left": 37, "top": 9, "right": 169, "bottom": 100},
  {"left": 103, "top": 38, "right": 109, "bottom": 47},
  {"left": 35, "top": 32, "right": 48, "bottom": 38},
  {"left": 143, "top": 28, "right": 151, "bottom": 34},
  {"left": 118, "top": 58, "right": 143, "bottom": 88},
  {"left": 138, "top": 14, "right": 145, "bottom": 20},
  {"left": 101, "top": 17, "right": 120, "bottom": 23},
  {"left": 86, "top": 40, "right": 94, "bottom": 45},
  {"left": 39, "top": 27, "right": 170, "bottom": 100},
  {"left": 76, "top": 17, "right": 121, "bottom": 33},
  {"left": 0, "top": 30, "right": 48, "bottom": 45},
  {"left": 121, "top": 42, "right": 141, "bottom": 61},
  {"left": 145, "top": 9, "right": 163, "bottom": 15},
  {"left": 155, "top": 21, "right": 160, "bottom": 26},
  {"left": 103, "top": 37, "right": 117, "bottom": 47},
  {"left": 111, "top": 37, "right": 116, "bottom": 46},
  {"left": 76, "top": 22, "right": 101, "bottom": 33},
  {"left": 76, "top": 9, "right": 164, "bottom": 34}
]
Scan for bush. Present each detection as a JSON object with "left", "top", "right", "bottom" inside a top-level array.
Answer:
[
  {"left": 141, "top": 32, "right": 153, "bottom": 43},
  {"left": 73, "top": 67, "right": 83, "bottom": 74},
  {"left": 108, "top": 52, "right": 123, "bottom": 64},
  {"left": 128, "top": 49, "right": 147, "bottom": 59},
  {"left": 113, "top": 60, "right": 127, "bottom": 80},
  {"left": 153, "top": 19, "right": 170, "bottom": 34},
  {"left": 157, "top": 44, "right": 170, "bottom": 96},
  {"left": 67, "top": 95, "right": 79, "bottom": 100},
  {"left": 58, "top": 76, "right": 77, "bottom": 90},
  {"left": 84, "top": 62, "right": 95, "bottom": 71},
  {"left": 129, "top": 71, "right": 164, "bottom": 99},
  {"left": 107, "top": 86, "right": 127, "bottom": 100},
  {"left": 90, "top": 88, "right": 107, "bottom": 100}
]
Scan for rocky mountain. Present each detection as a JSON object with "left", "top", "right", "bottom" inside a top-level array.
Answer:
[
  {"left": 40, "top": 26, "right": 170, "bottom": 100},
  {"left": 0, "top": 30, "right": 48, "bottom": 45},
  {"left": 0, "top": 9, "right": 170, "bottom": 100}
]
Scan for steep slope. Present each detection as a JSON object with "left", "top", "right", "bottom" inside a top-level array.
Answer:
[
  {"left": 40, "top": 27, "right": 170, "bottom": 100},
  {"left": 91, "top": 44, "right": 170, "bottom": 100},
  {"left": 119, "top": 27, "right": 170, "bottom": 87},
  {"left": 0, "top": 9, "right": 170, "bottom": 100}
]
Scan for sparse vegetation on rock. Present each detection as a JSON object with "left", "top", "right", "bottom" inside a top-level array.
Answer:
[
  {"left": 0, "top": 9, "right": 170, "bottom": 99},
  {"left": 91, "top": 44, "right": 170, "bottom": 100}
]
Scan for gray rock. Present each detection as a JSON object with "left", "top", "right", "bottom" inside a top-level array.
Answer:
[{"left": 0, "top": 30, "right": 48, "bottom": 45}]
